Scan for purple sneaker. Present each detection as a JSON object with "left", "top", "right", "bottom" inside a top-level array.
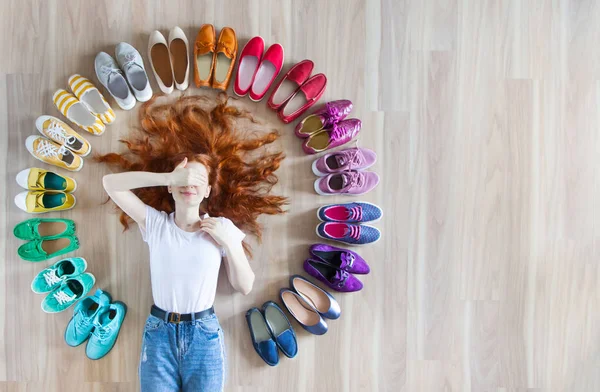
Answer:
[
  {"left": 312, "top": 147, "right": 377, "bottom": 176},
  {"left": 309, "top": 243, "right": 370, "bottom": 274},
  {"left": 302, "top": 119, "right": 361, "bottom": 155},
  {"left": 294, "top": 99, "right": 353, "bottom": 138},
  {"left": 314, "top": 170, "right": 379, "bottom": 196},
  {"left": 303, "top": 258, "right": 363, "bottom": 292},
  {"left": 316, "top": 222, "right": 381, "bottom": 246}
]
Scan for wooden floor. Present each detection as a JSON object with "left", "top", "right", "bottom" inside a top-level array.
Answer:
[{"left": 1, "top": 0, "right": 600, "bottom": 391}]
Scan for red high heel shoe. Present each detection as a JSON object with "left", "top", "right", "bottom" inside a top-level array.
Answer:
[
  {"left": 267, "top": 59, "right": 314, "bottom": 110},
  {"left": 278, "top": 73, "right": 327, "bottom": 124},
  {"left": 234, "top": 36, "right": 265, "bottom": 97},
  {"left": 249, "top": 43, "right": 284, "bottom": 102}
]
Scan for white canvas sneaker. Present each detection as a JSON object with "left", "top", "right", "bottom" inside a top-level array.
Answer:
[
  {"left": 115, "top": 42, "right": 153, "bottom": 102},
  {"left": 94, "top": 52, "right": 136, "bottom": 110}
]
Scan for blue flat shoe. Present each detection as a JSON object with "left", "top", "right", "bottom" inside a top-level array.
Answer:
[
  {"left": 290, "top": 275, "right": 341, "bottom": 319},
  {"left": 246, "top": 307, "right": 279, "bottom": 366},
  {"left": 262, "top": 301, "right": 298, "bottom": 358},
  {"left": 279, "top": 289, "right": 328, "bottom": 335}
]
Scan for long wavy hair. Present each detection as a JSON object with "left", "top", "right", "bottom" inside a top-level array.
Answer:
[{"left": 97, "top": 94, "right": 287, "bottom": 253}]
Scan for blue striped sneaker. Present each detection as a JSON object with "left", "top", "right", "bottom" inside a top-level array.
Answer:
[
  {"left": 316, "top": 222, "right": 381, "bottom": 246},
  {"left": 317, "top": 201, "right": 382, "bottom": 223}
]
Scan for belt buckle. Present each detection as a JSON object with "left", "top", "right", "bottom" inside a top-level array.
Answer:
[{"left": 168, "top": 312, "right": 182, "bottom": 324}]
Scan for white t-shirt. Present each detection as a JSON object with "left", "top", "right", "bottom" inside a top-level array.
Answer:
[{"left": 140, "top": 205, "right": 245, "bottom": 314}]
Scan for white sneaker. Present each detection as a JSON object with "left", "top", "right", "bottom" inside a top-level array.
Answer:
[
  {"left": 148, "top": 30, "right": 175, "bottom": 94},
  {"left": 115, "top": 42, "right": 153, "bottom": 102},
  {"left": 94, "top": 52, "right": 136, "bottom": 110},
  {"left": 168, "top": 26, "right": 190, "bottom": 91}
]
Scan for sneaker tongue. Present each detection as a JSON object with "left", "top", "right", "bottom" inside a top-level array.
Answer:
[
  {"left": 61, "top": 285, "right": 76, "bottom": 298},
  {"left": 335, "top": 154, "right": 347, "bottom": 168}
]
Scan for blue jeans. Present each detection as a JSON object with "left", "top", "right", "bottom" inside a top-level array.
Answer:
[{"left": 139, "top": 313, "right": 226, "bottom": 392}]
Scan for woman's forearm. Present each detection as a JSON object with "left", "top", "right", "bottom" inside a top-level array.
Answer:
[
  {"left": 103, "top": 171, "right": 170, "bottom": 192},
  {"left": 223, "top": 242, "right": 255, "bottom": 295}
]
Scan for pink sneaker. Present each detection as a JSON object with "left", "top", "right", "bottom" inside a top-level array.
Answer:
[
  {"left": 312, "top": 147, "right": 377, "bottom": 176},
  {"left": 294, "top": 99, "right": 353, "bottom": 138},
  {"left": 314, "top": 170, "right": 379, "bottom": 196},
  {"left": 302, "top": 119, "right": 361, "bottom": 155}
]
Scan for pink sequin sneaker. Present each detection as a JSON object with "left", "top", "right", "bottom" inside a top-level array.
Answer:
[
  {"left": 294, "top": 100, "right": 353, "bottom": 138},
  {"left": 302, "top": 119, "right": 361, "bottom": 155}
]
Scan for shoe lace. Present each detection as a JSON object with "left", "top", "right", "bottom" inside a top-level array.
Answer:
[
  {"left": 330, "top": 123, "right": 345, "bottom": 142},
  {"left": 93, "top": 324, "right": 112, "bottom": 341},
  {"left": 36, "top": 139, "right": 69, "bottom": 159},
  {"left": 53, "top": 291, "right": 76, "bottom": 305},
  {"left": 46, "top": 121, "right": 76, "bottom": 145},
  {"left": 348, "top": 205, "right": 363, "bottom": 221},
  {"left": 348, "top": 171, "right": 365, "bottom": 189},
  {"left": 76, "top": 312, "right": 93, "bottom": 330},
  {"left": 337, "top": 148, "right": 364, "bottom": 170},
  {"left": 345, "top": 225, "right": 361, "bottom": 241},
  {"left": 122, "top": 53, "right": 138, "bottom": 71},
  {"left": 100, "top": 65, "right": 123, "bottom": 80},
  {"left": 43, "top": 270, "right": 61, "bottom": 287}
]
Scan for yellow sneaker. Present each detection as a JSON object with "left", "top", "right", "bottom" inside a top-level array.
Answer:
[
  {"left": 25, "top": 136, "right": 83, "bottom": 172},
  {"left": 35, "top": 115, "right": 91, "bottom": 156},
  {"left": 14, "top": 190, "right": 77, "bottom": 213},
  {"left": 16, "top": 167, "right": 77, "bottom": 193}
]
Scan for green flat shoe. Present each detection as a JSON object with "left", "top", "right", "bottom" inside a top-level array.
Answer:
[
  {"left": 13, "top": 218, "right": 75, "bottom": 241},
  {"left": 18, "top": 236, "right": 80, "bottom": 262},
  {"left": 31, "top": 257, "right": 87, "bottom": 294},
  {"left": 42, "top": 272, "right": 95, "bottom": 313}
]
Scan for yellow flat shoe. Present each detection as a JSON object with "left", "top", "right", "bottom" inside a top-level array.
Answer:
[
  {"left": 35, "top": 115, "right": 91, "bottom": 156},
  {"left": 25, "top": 136, "right": 83, "bottom": 172},
  {"left": 16, "top": 167, "right": 77, "bottom": 193},
  {"left": 14, "top": 190, "right": 76, "bottom": 214}
]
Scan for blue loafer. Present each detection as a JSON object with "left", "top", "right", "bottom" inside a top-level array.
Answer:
[
  {"left": 246, "top": 307, "right": 279, "bottom": 366},
  {"left": 290, "top": 275, "right": 341, "bottom": 319},
  {"left": 280, "top": 289, "right": 328, "bottom": 335},
  {"left": 262, "top": 301, "right": 298, "bottom": 358}
]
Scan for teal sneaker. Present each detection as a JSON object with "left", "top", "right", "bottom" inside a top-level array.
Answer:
[
  {"left": 86, "top": 301, "right": 127, "bottom": 360},
  {"left": 31, "top": 257, "right": 87, "bottom": 294},
  {"left": 65, "top": 289, "right": 111, "bottom": 347},
  {"left": 41, "top": 272, "right": 95, "bottom": 313}
]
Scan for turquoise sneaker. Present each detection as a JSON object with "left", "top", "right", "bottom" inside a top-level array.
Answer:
[
  {"left": 41, "top": 273, "right": 95, "bottom": 313},
  {"left": 86, "top": 301, "right": 127, "bottom": 360},
  {"left": 31, "top": 257, "right": 87, "bottom": 294},
  {"left": 65, "top": 289, "right": 111, "bottom": 347}
]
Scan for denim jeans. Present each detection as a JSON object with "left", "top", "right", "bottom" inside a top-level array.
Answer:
[{"left": 139, "top": 313, "right": 226, "bottom": 392}]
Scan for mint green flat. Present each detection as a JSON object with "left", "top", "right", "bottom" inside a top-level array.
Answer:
[
  {"left": 31, "top": 257, "right": 87, "bottom": 294},
  {"left": 42, "top": 273, "right": 95, "bottom": 313},
  {"left": 18, "top": 236, "right": 79, "bottom": 262},
  {"left": 13, "top": 218, "right": 75, "bottom": 241}
]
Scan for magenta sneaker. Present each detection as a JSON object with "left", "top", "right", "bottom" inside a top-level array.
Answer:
[
  {"left": 312, "top": 147, "right": 377, "bottom": 176},
  {"left": 314, "top": 170, "right": 379, "bottom": 196},
  {"left": 303, "top": 258, "right": 363, "bottom": 292},
  {"left": 294, "top": 100, "right": 353, "bottom": 138},
  {"left": 309, "top": 243, "right": 370, "bottom": 274},
  {"left": 302, "top": 119, "right": 361, "bottom": 155}
]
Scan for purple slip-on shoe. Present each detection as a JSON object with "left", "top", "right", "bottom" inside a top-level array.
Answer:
[
  {"left": 314, "top": 170, "right": 379, "bottom": 196},
  {"left": 303, "top": 258, "right": 363, "bottom": 292},
  {"left": 309, "top": 243, "right": 370, "bottom": 274},
  {"left": 312, "top": 147, "right": 377, "bottom": 176},
  {"left": 302, "top": 118, "right": 361, "bottom": 155},
  {"left": 294, "top": 99, "right": 353, "bottom": 138}
]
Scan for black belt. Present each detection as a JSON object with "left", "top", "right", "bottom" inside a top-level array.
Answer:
[{"left": 151, "top": 305, "right": 215, "bottom": 324}]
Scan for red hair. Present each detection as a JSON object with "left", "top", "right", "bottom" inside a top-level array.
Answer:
[{"left": 97, "top": 94, "right": 288, "bottom": 253}]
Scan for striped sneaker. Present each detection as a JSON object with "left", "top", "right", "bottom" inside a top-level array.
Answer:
[
  {"left": 35, "top": 115, "right": 91, "bottom": 156},
  {"left": 53, "top": 89, "right": 106, "bottom": 135},
  {"left": 25, "top": 135, "right": 83, "bottom": 171},
  {"left": 68, "top": 74, "right": 116, "bottom": 124}
]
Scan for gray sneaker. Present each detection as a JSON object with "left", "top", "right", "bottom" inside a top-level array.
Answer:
[
  {"left": 94, "top": 52, "right": 136, "bottom": 110},
  {"left": 115, "top": 42, "right": 153, "bottom": 102}
]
